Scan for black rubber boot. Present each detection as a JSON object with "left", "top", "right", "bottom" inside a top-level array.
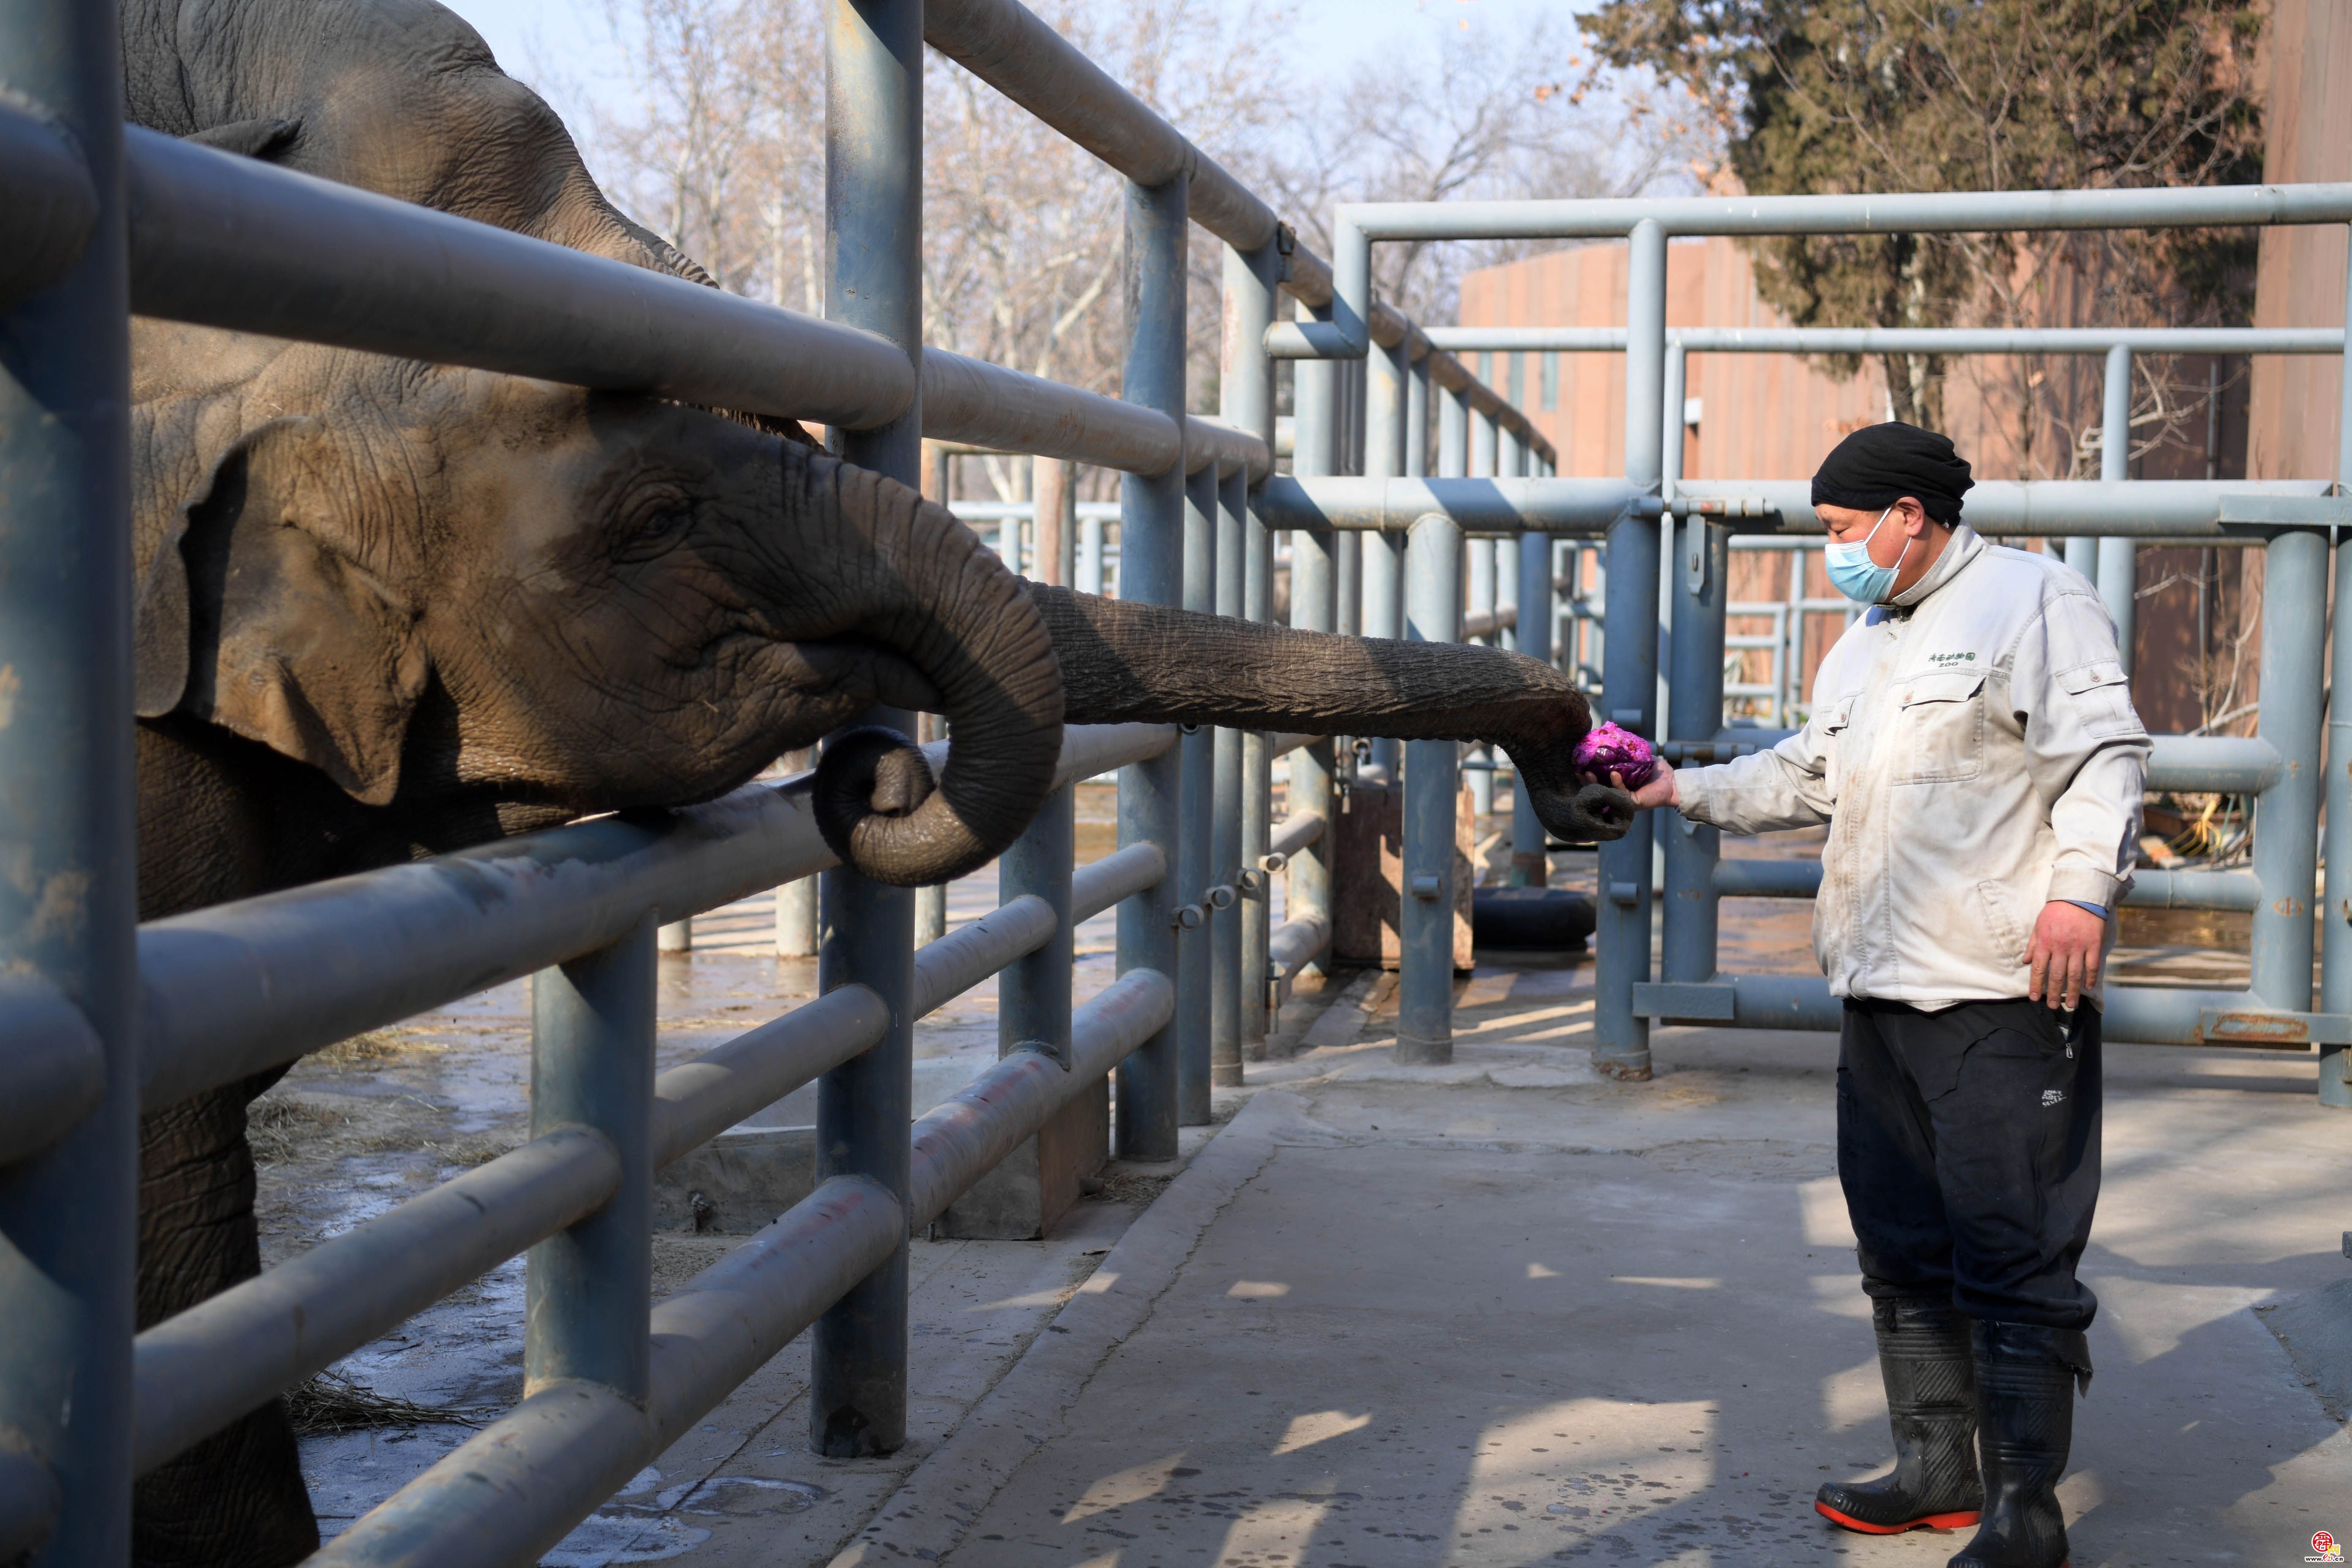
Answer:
[
  {"left": 1815, "top": 1295, "right": 1984, "bottom": 1534},
  {"left": 1948, "top": 1320, "right": 2091, "bottom": 1568}
]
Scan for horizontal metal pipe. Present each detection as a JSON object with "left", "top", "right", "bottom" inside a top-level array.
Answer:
[
  {"left": 650, "top": 986, "right": 888, "bottom": 1166},
  {"left": 1712, "top": 860, "right": 1822, "bottom": 899},
  {"left": 0, "top": 101, "right": 98, "bottom": 310},
  {"left": 123, "top": 128, "right": 913, "bottom": 430},
  {"left": 1462, "top": 604, "right": 1519, "bottom": 640},
  {"left": 921, "top": 350, "right": 1181, "bottom": 471},
  {"left": 1712, "top": 857, "right": 2262, "bottom": 914},
  {"left": 1345, "top": 183, "right": 2352, "bottom": 242},
  {"left": 2100, "top": 986, "right": 2280, "bottom": 1047},
  {"left": 1073, "top": 841, "right": 1168, "bottom": 923},
  {"left": 1426, "top": 325, "right": 2346, "bottom": 356},
  {"left": 125, "top": 725, "right": 1171, "bottom": 1113},
  {"left": 922, "top": 0, "right": 1278, "bottom": 251},
  {"left": 314, "top": 1176, "right": 903, "bottom": 1568},
  {"left": 1668, "top": 479, "right": 2344, "bottom": 537},
  {"left": 2147, "top": 734, "right": 2286, "bottom": 793},
  {"left": 951, "top": 500, "right": 1121, "bottom": 522},
  {"left": 1185, "top": 415, "right": 1274, "bottom": 479},
  {"left": 0, "top": 974, "right": 106, "bottom": 1168},
  {"left": 1256, "top": 476, "right": 1644, "bottom": 534},
  {"left": 920, "top": 361, "right": 1269, "bottom": 477},
  {"left": 1267, "top": 916, "right": 1331, "bottom": 979},
  {"left": 905, "top": 966, "right": 1174, "bottom": 1228},
  {"left": 1269, "top": 732, "right": 1317, "bottom": 759},
  {"left": 1266, "top": 298, "right": 1557, "bottom": 466},
  {"left": 1267, "top": 811, "right": 1326, "bottom": 863},
  {"left": 911, "top": 895, "right": 1057, "bottom": 1015},
  {"left": 1649, "top": 971, "right": 2294, "bottom": 1050},
  {"left": 2123, "top": 870, "right": 2266, "bottom": 911},
  {"left": 131, "top": 1127, "right": 621, "bottom": 1476}
]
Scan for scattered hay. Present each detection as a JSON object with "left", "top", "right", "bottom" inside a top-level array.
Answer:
[
  {"left": 1095, "top": 1168, "right": 1177, "bottom": 1209},
  {"left": 313, "top": 1028, "right": 440, "bottom": 1066},
  {"left": 285, "top": 1369, "right": 488, "bottom": 1437},
  {"left": 247, "top": 1097, "right": 352, "bottom": 1165}
]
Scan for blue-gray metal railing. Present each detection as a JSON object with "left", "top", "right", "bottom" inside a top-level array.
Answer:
[{"left": 1356, "top": 199, "right": 2352, "bottom": 1093}]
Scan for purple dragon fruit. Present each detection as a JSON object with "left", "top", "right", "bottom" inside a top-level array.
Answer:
[{"left": 1573, "top": 721, "right": 1658, "bottom": 789}]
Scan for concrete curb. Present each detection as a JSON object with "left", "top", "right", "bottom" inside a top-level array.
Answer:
[{"left": 822, "top": 1091, "right": 1297, "bottom": 1566}]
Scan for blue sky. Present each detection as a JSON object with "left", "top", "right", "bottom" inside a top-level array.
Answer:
[{"left": 448, "top": 0, "right": 1594, "bottom": 127}]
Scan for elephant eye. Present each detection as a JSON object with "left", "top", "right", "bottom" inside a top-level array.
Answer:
[{"left": 616, "top": 501, "right": 695, "bottom": 558}]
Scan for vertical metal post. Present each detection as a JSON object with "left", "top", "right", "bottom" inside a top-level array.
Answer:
[
  {"left": 1660, "top": 338, "right": 1723, "bottom": 977},
  {"left": 2098, "top": 346, "right": 2135, "bottom": 674},
  {"left": 1288, "top": 300, "right": 1338, "bottom": 977},
  {"left": 1662, "top": 519, "right": 1731, "bottom": 983},
  {"left": 1212, "top": 464, "right": 1248, "bottom": 1088},
  {"left": 1497, "top": 425, "right": 1524, "bottom": 653},
  {"left": 1335, "top": 356, "right": 1364, "bottom": 642},
  {"left": 1115, "top": 174, "right": 1189, "bottom": 1160},
  {"left": 1363, "top": 336, "right": 1408, "bottom": 780},
  {"left": 1000, "top": 785, "right": 1073, "bottom": 1067},
  {"left": 813, "top": 0, "right": 921, "bottom": 1456},
  {"left": 1034, "top": 457, "right": 1073, "bottom": 587},
  {"left": 913, "top": 713, "right": 947, "bottom": 947},
  {"left": 1513, "top": 490, "right": 1553, "bottom": 891},
  {"left": 0, "top": 3, "right": 135, "bottom": 1557},
  {"left": 1177, "top": 463, "right": 1218, "bottom": 1125},
  {"left": 1398, "top": 387, "right": 1471, "bottom": 1064},
  {"left": 528, "top": 920, "right": 656, "bottom": 1402},
  {"left": 2252, "top": 527, "right": 2328, "bottom": 1018},
  {"left": 1595, "top": 218, "right": 1667, "bottom": 1080},
  {"left": 1079, "top": 513, "right": 1106, "bottom": 595},
  {"left": 1225, "top": 242, "right": 1279, "bottom": 1060},
  {"left": 2321, "top": 230, "right": 2352, "bottom": 1108},
  {"left": 1465, "top": 404, "right": 1499, "bottom": 816},
  {"left": 1401, "top": 509, "right": 1465, "bottom": 1065}
]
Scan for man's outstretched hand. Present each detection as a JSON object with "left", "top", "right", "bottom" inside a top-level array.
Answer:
[{"left": 1587, "top": 761, "right": 1678, "bottom": 811}]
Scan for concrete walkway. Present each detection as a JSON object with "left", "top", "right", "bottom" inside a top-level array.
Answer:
[{"left": 820, "top": 969, "right": 2352, "bottom": 1568}]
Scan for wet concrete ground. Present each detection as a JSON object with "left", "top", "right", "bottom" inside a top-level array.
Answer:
[{"left": 253, "top": 808, "right": 2349, "bottom": 1565}]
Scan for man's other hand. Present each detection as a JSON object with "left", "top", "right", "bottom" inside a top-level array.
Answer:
[{"left": 2026, "top": 900, "right": 2106, "bottom": 1010}]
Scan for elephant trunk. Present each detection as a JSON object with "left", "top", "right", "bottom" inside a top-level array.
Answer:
[
  {"left": 1030, "top": 585, "right": 1636, "bottom": 842},
  {"left": 800, "top": 458, "right": 1064, "bottom": 887}
]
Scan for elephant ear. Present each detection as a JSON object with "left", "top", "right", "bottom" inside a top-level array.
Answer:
[{"left": 135, "top": 418, "right": 427, "bottom": 806}]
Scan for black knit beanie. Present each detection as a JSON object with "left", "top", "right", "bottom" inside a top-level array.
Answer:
[{"left": 1810, "top": 421, "right": 1974, "bottom": 524}]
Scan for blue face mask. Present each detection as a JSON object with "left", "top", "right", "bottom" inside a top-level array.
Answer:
[{"left": 1823, "top": 505, "right": 1913, "bottom": 604}]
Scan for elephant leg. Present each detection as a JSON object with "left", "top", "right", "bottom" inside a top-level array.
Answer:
[{"left": 134, "top": 1073, "right": 318, "bottom": 1568}]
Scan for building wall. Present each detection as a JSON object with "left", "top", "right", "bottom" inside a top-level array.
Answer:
[{"left": 2249, "top": 0, "right": 2352, "bottom": 483}]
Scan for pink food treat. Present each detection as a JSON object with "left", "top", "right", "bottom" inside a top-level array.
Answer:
[{"left": 1573, "top": 721, "right": 1658, "bottom": 789}]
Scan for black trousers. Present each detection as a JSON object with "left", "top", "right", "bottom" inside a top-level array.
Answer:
[{"left": 1838, "top": 996, "right": 2102, "bottom": 1329}]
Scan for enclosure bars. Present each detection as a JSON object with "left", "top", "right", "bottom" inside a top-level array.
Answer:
[
  {"left": 1343, "top": 190, "right": 2352, "bottom": 1085},
  {"left": 0, "top": 2, "right": 136, "bottom": 1561},
  {"left": 2327, "top": 253, "right": 2352, "bottom": 1110},
  {"left": 1289, "top": 184, "right": 2352, "bottom": 1086},
  {"left": 1114, "top": 169, "right": 1190, "bottom": 1165}
]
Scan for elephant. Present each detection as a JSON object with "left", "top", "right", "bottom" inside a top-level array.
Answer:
[{"left": 113, "top": 3, "right": 1632, "bottom": 1562}]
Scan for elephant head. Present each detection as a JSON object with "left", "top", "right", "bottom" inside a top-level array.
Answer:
[{"left": 131, "top": 328, "right": 1063, "bottom": 886}]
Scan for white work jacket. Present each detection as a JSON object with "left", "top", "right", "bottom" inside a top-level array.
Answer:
[{"left": 1675, "top": 525, "right": 2149, "bottom": 1009}]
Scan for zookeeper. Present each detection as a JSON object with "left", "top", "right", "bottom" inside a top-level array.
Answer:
[{"left": 1612, "top": 422, "right": 2148, "bottom": 1568}]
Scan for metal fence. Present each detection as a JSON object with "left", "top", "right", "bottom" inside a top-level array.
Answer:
[
  {"left": 0, "top": 0, "right": 1546, "bottom": 1561},
  {"left": 1259, "top": 194, "right": 2352, "bottom": 1107},
  {"left": 8, "top": 2, "right": 2352, "bottom": 1560}
]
